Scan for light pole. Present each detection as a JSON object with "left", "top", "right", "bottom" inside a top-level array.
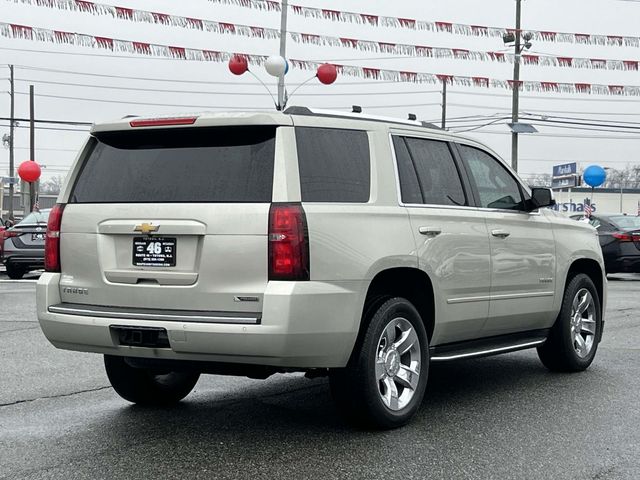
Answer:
[
  {"left": 503, "top": 0, "right": 532, "bottom": 172},
  {"left": 603, "top": 167, "right": 623, "bottom": 212}
]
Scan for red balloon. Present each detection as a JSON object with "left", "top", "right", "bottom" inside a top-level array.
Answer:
[
  {"left": 17, "top": 161, "right": 41, "bottom": 183},
  {"left": 317, "top": 63, "right": 338, "bottom": 85},
  {"left": 229, "top": 55, "right": 248, "bottom": 75}
]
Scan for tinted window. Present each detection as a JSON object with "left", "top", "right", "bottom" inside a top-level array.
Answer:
[
  {"left": 609, "top": 215, "right": 640, "bottom": 231},
  {"left": 459, "top": 145, "right": 524, "bottom": 210},
  {"left": 71, "top": 126, "right": 276, "bottom": 203},
  {"left": 296, "top": 127, "right": 370, "bottom": 202},
  {"left": 392, "top": 136, "right": 422, "bottom": 204},
  {"left": 402, "top": 137, "right": 466, "bottom": 206},
  {"left": 17, "top": 210, "right": 50, "bottom": 226}
]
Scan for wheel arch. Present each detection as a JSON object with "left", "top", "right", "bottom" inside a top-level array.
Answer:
[
  {"left": 567, "top": 258, "right": 604, "bottom": 311},
  {"left": 360, "top": 267, "right": 435, "bottom": 342}
]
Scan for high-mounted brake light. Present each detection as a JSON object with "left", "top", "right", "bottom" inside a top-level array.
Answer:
[
  {"left": 45, "top": 203, "right": 65, "bottom": 272},
  {"left": 268, "top": 204, "right": 310, "bottom": 281},
  {"left": 129, "top": 117, "right": 197, "bottom": 128}
]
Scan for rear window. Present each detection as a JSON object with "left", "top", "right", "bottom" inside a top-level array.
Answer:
[
  {"left": 609, "top": 215, "right": 640, "bottom": 231},
  {"left": 17, "top": 210, "right": 50, "bottom": 226},
  {"left": 70, "top": 126, "right": 276, "bottom": 203},
  {"left": 295, "top": 127, "right": 370, "bottom": 203}
]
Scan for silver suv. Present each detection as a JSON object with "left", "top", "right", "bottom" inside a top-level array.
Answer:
[{"left": 37, "top": 108, "right": 606, "bottom": 428}]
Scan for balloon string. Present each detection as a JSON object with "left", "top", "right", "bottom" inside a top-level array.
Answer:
[
  {"left": 284, "top": 74, "right": 317, "bottom": 109},
  {"left": 247, "top": 70, "right": 279, "bottom": 110}
]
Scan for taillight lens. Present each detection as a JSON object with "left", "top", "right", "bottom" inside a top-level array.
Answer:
[
  {"left": 130, "top": 117, "right": 197, "bottom": 127},
  {"left": 3, "top": 231, "right": 19, "bottom": 238},
  {"left": 612, "top": 232, "right": 633, "bottom": 242},
  {"left": 268, "top": 203, "right": 310, "bottom": 281},
  {"left": 45, "top": 203, "right": 65, "bottom": 272}
]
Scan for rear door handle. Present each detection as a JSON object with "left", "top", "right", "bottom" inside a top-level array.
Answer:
[
  {"left": 491, "top": 229, "right": 511, "bottom": 238},
  {"left": 419, "top": 226, "right": 442, "bottom": 236}
]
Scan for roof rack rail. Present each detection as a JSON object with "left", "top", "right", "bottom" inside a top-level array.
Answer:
[{"left": 283, "top": 106, "right": 442, "bottom": 130}]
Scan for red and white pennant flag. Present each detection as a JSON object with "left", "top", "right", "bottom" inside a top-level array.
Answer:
[
  {"left": 3, "top": 21, "right": 640, "bottom": 97},
  {"left": 9, "top": 0, "right": 640, "bottom": 72}
]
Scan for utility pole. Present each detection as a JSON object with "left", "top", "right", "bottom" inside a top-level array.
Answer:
[
  {"left": 8, "top": 65, "right": 15, "bottom": 221},
  {"left": 277, "top": 0, "right": 288, "bottom": 110},
  {"left": 510, "top": 0, "right": 522, "bottom": 172},
  {"left": 441, "top": 81, "right": 447, "bottom": 129},
  {"left": 29, "top": 85, "right": 35, "bottom": 213}
]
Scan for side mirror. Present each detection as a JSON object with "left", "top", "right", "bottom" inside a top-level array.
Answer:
[{"left": 527, "top": 187, "right": 556, "bottom": 211}]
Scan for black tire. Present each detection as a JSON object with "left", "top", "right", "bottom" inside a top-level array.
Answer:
[
  {"left": 5, "top": 263, "right": 25, "bottom": 280},
  {"left": 104, "top": 355, "right": 200, "bottom": 406},
  {"left": 537, "top": 273, "right": 602, "bottom": 372},
  {"left": 329, "top": 297, "right": 429, "bottom": 429}
]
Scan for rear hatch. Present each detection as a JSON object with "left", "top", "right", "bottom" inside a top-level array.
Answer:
[{"left": 58, "top": 122, "right": 281, "bottom": 315}]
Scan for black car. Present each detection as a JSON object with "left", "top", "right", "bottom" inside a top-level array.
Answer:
[
  {"left": 1, "top": 210, "right": 50, "bottom": 279},
  {"left": 571, "top": 213, "right": 640, "bottom": 274}
]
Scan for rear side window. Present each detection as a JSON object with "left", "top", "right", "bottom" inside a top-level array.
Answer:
[
  {"left": 70, "top": 126, "right": 276, "bottom": 203},
  {"left": 393, "top": 136, "right": 466, "bottom": 206},
  {"left": 295, "top": 127, "right": 370, "bottom": 202}
]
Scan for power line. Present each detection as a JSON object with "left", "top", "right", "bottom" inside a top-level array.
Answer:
[
  {"left": 11, "top": 146, "right": 79, "bottom": 152},
  {"left": 0, "top": 116, "right": 92, "bottom": 126},
  {"left": 10, "top": 64, "right": 401, "bottom": 87},
  {"left": 449, "top": 90, "right": 640, "bottom": 104},
  {"left": 13, "top": 77, "right": 440, "bottom": 97},
  {"left": 459, "top": 130, "right": 640, "bottom": 140},
  {"left": 13, "top": 91, "right": 442, "bottom": 110},
  {"left": 446, "top": 102, "right": 640, "bottom": 117},
  {"left": 450, "top": 119, "right": 640, "bottom": 135},
  {"left": 0, "top": 122, "right": 89, "bottom": 132}
]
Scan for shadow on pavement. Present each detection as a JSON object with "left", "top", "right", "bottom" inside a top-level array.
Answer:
[{"left": 103, "top": 353, "right": 556, "bottom": 437}]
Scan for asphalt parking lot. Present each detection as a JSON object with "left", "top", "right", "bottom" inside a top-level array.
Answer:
[{"left": 1, "top": 273, "right": 639, "bottom": 480}]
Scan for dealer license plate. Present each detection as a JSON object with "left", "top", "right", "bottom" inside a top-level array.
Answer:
[{"left": 132, "top": 237, "right": 176, "bottom": 267}]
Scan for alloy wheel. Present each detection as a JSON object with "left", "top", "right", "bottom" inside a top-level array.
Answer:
[
  {"left": 375, "top": 317, "right": 421, "bottom": 411},
  {"left": 570, "top": 288, "right": 597, "bottom": 358}
]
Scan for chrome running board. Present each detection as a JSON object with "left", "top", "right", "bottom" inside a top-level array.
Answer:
[{"left": 429, "top": 329, "right": 549, "bottom": 362}]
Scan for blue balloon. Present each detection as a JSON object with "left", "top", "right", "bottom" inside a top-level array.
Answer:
[{"left": 583, "top": 165, "right": 606, "bottom": 188}]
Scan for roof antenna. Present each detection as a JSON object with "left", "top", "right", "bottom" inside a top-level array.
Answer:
[
  {"left": 408, "top": 113, "right": 417, "bottom": 121},
  {"left": 352, "top": 105, "right": 362, "bottom": 113}
]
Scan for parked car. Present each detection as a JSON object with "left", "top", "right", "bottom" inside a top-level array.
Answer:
[
  {"left": 36, "top": 109, "right": 606, "bottom": 429},
  {"left": 2, "top": 209, "right": 50, "bottom": 279},
  {"left": 570, "top": 213, "right": 640, "bottom": 274}
]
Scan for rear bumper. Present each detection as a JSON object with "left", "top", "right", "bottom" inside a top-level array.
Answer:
[
  {"left": 3, "top": 255, "right": 44, "bottom": 267},
  {"left": 605, "top": 255, "right": 640, "bottom": 273},
  {"left": 37, "top": 273, "right": 366, "bottom": 368}
]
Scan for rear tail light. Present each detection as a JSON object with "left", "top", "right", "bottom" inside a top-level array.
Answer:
[
  {"left": 268, "top": 203, "right": 310, "bottom": 281},
  {"left": 45, "top": 203, "right": 65, "bottom": 272},
  {"left": 612, "top": 232, "right": 633, "bottom": 242},
  {"left": 2, "top": 231, "right": 19, "bottom": 238}
]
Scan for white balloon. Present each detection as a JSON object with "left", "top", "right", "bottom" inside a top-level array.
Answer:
[{"left": 265, "top": 55, "right": 287, "bottom": 77}]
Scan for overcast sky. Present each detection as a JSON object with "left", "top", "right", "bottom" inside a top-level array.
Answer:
[{"left": 1, "top": 0, "right": 639, "bottom": 181}]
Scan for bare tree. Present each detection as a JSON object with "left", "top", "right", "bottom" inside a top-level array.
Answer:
[
  {"left": 521, "top": 172, "right": 552, "bottom": 187},
  {"left": 599, "top": 166, "right": 640, "bottom": 190},
  {"left": 40, "top": 176, "right": 65, "bottom": 195}
]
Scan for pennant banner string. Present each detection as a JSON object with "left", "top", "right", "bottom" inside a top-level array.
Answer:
[
  {"left": 204, "top": 0, "right": 640, "bottom": 48},
  {"left": 2, "top": 22, "right": 640, "bottom": 97},
  {"left": 8, "top": 0, "right": 640, "bottom": 72}
]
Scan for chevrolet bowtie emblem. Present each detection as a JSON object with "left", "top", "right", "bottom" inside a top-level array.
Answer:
[{"left": 134, "top": 223, "right": 160, "bottom": 234}]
